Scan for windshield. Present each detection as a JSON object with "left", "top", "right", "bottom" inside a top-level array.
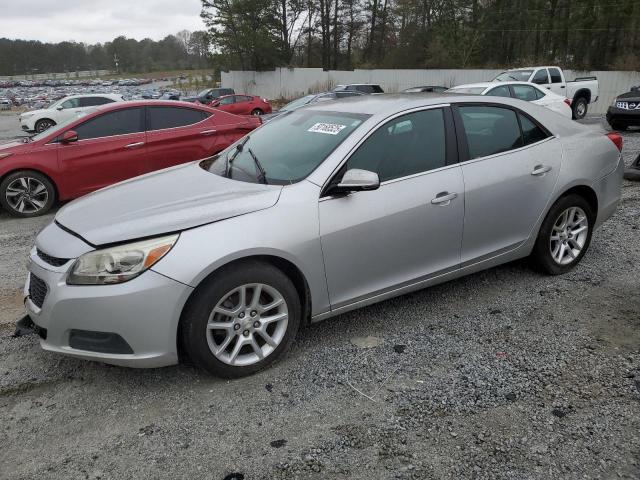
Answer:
[
  {"left": 30, "top": 110, "right": 93, "bottom": 142},
  {"left": 494, "top": 70, "right": 533, "bottom": 82},
  {"left": 281, "top": 95, "right": 316, "bottom": 111},
  {"left": 197, "top": 89, "right": 211, "bottom": 97},
  {"left": 203, "top": 110, "right": 369, "bottom": 184},
  {"left": 448, "top": 87, "right": 486, "bottom": 95}
]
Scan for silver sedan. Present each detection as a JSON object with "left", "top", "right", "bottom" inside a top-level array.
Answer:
[{"left": 23, "top": 94, "right": 624, "bottom": 377}]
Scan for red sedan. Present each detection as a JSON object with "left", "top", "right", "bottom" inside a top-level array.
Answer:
[
  {"left": 210, "top": 95, "right": 272, "bottom": 116},
  {"left": 0, "top": 100, "right": 260, "bottom": 217}
]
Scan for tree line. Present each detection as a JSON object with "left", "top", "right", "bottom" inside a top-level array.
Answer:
[
  {"left": 0, "top": 31, "right": 211, "bottom": 76},
  {"left": 202, "top": 0, "right": 640, "bottom": 71}
]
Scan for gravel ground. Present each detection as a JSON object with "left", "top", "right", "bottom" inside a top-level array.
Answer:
[{"left": 0, "top": 113, "right": 638, "bottom": 479}]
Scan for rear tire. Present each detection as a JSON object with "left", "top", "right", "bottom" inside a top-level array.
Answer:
[
  {"left": 35, "top": 118, "right": 56, "bottom": 133},
  {"left": 531, "top": 194, "right": 594, "bottom": 275},
  {"left": 572, "top": 97, "right": 588, "bottom": 120},
  {"left": 0, "top": 170, "right": 56, "bottom": 217},
  {"left": 180, "top": 261, "right": 301, "bottom": 378}
]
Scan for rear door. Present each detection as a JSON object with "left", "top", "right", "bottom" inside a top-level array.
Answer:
[
  {"left": 547, "top": 68, "right": 566, "bottom": 96},
  {"left": 57, "top": 107, "right": 147, "bottom": 196},
  {"left": 145, "top": 105, "right": 224, "bottom": 171},
  {"left": 454, "top": 104, "right": 561, "bottom": 264}
]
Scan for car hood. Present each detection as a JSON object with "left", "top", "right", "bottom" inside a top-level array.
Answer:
[
  {"left": 55, "top": 161, "right": 283, "bottom": 246},
  {"left": 20, "top": 108, "right": 51, "bottom": 118},
  {"left": 617, "top": 91, "right": 640, "bottom": 103}
]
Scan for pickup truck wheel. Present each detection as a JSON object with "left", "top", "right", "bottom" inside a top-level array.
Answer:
[
  {"left": 35, "top": 119, "right": 56, "bottom": 133},
  {"left": 572, "top": 98, "right": 588, "bottom": 120}
]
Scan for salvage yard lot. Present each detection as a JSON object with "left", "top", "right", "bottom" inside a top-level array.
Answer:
[{"left": 0, "top": 111, "right": 638, "bottom": 479}]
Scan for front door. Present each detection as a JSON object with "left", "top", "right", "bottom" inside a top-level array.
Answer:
[
  {"left": 319, "top": 107, "right": 465, "bottom": 309},
  {"left": 58, "top": 107, "right": 147, "bottom": 197},
  {"left": 454, "top": 105, "right": 561, "bottom": 264}
]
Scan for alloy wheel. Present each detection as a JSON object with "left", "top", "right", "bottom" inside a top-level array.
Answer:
[
  {"left": 206, "top": 283, "right": 288, "bottom": 366},
  {"left": 549, "top": 206, "right": 589, "bottom": 265},
  {"left": 5, "top": 176, "right": 49, "bottom": 214},
  {"left": 36, "top": 120, "right": 53, "bottom": 133}
]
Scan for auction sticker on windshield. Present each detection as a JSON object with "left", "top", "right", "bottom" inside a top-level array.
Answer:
[{"left": 308, "top": 123, "right": 347, "bottom": 135}]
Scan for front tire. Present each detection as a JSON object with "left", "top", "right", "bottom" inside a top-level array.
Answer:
[
  {"left": 180, "top": 261, "right": 301, "bottom": 378},
  {"left": 531, "top": 194, "right": 594, "bottom": 275},
  {"left": 35, "top": 118, "right": 56, "bottom": 133},
  {"left": 0, "top": 170, "right": 56, "bottom": 217},
  {"left": 251, "top": 108, "right": 264, "bottom": 116},
  {"left": 572, "top": 97, "right": 588, "bottom": 120}
]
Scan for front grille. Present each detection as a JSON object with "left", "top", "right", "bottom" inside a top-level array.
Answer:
[
  {"left": 37, "top": 248, "right": 70, "bottom": 267},
  {"left": 29, "top": 273, "right": 48, "bottom": 308}
]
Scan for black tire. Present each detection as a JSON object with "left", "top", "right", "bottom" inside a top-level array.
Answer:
[
  {"left": 180, "top": 260, "right": 301, "bottom": 378},
  {"left": 572, "top": 97, "right": 588, "bottom": 120},
  {"left": 251, "top": 108, "right": 264, "bottom": 116},
  {"left": 531, "top": 194, "right": 595, "bottom": 275},
  {"left": 0, "top": 170, "right": 56, "bottom": 217},
  {"left": 34, "top": 118, "right": 56, "bottom": 133},
  {"left": 609, "top": 122, "right": 627, "bottom": 131}
]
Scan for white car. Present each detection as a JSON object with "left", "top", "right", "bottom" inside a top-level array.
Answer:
[
  {"left": 447, "top": 82, "right": 573, "bottom": 119},
  {"left": 19, "top": 94, "right": 125, "bottom": 133}
]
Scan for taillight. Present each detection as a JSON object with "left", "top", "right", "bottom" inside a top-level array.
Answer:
[
  {"left": 606, "top": 132, "right": 623, "bottom": 152},
  {"left": 564, "top": 98, "right": 572, "bottom": 106}
]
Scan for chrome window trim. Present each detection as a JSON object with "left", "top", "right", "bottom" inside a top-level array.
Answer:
[{"left": 457, "top": 136, "right": 556, "bottom": 167}]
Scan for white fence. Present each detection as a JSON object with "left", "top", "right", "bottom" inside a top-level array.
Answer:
[
  {"left": 0, "top": 70, "right": 112, "bottom": 81},
  {"left": 222, "top": 68, "right": 640, "bottom": 115}
]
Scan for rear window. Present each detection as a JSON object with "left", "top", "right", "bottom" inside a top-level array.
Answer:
[
  {"left": 147, "top": 106, "right": 209, "bottom": 130},
  {"left": 449, "top": 87, "right": 486, "bottom": 95}
]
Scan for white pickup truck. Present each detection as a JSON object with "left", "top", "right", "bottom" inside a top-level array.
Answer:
[{"left": 493, "top": 66, "right": 598, "bottom": 120}]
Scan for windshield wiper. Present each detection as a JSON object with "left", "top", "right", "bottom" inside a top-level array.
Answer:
[
  {"left": 247, "top": 147, "right": 268, "bottom": 184},
  {"left": 225, "top": 136, "right": 250, "bottom": 178}
]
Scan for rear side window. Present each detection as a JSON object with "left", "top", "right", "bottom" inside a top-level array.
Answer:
[
  {"left": 534, "top": 88, "right": 546, "bottom": 100},
  {"left": 458, "top": 106, "right": 523, "bottom": 159},
  {"left": 531, "top": 69, "right": 549, "bottom": 85},
  {"left": 549, "top": 68, "right": 563, "bottom": 83},
  {"left": 79, "top": 97, "right": 115, "bottom": 107},
  {"left": 486, "top": 85, "right": 511, "bottom": 98},
  {"left": 347, "top": 108, "right": 446, "bottom": 182},
  {"left": 519, "top": 114, "right": 549, "bottom": 145},
  {"left": 74, "top": 108, "right": 143, "bottom": 140},
  {"left": 147, "top": 107, "right": 209, "bottom": 131},
  {"left": 511, "top": 85, "right": 538, "bottom": 102}
]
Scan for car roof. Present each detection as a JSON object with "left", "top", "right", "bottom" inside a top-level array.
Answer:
[
  {"left": 335, "top": 83, "right": 381, "bottom": 87},
  {"left": 451, "top": 81, "right": 543, "bottom": 89},
  {"left": 63, "top": 93, "right": 123, "bottom": 99},
  {"left": 93, "top": 100, "right": 213, "bottom": 112}
]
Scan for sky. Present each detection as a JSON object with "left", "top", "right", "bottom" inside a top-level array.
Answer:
[{"left": 0, "top": 0, "right": 206, "bottom": 44}]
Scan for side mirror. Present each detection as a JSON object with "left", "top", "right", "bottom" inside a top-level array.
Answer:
[
  {"left": 56, "top": 105, "right": 64, "bottom": 110},
  {"left": 330, "top": 169, "right": 380, "bottom": 195},
  {"left": 60, "top": 130, "right": 78, "bottom": 143}
]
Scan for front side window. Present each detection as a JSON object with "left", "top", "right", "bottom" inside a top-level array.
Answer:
[
  {"left": 511, "top": 85, "right": 538, "bottom": 102},
  {"left": 549, "top": 68, "right": 563, "bottom": 83},
  {"left": 73, "top": 108, "right": 143, "bottom": 140},
  {"left": 147, "top": 107, "right": 208, "bottom": 131},
  {"left": 458, "top": 106, "right": 523, "bottom": 159},
  {"left": 486, "top": 85, "right": 511, "bottom": 98},
  {"left": 531, "top": 69, "right": 549, "bottom": 85},
  {"left": 204, "top": 110, "right": 368, "bottom": 185},
  {"left": 61, "top": 98, "right": 80, "bottom": 109},
  {"left": 79, "top": 97, "right": 115, "bottom": 107},
  {"left": 346, "top": 108, "right": 447, "bottom": 182},
  {"left": 218, "top": 96, "right": 235, "bottom": 106}
]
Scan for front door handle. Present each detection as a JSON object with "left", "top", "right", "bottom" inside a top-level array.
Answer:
[
  {"left": 200, "top": 129, "right": 217, "bottom": 135},
  {"left": 431, "top": 191, "right": 457, "bottom": 206},
  {"left": 125, "top": 141, "right": 145, "bottom": 149},
  {"left": 531, "top": 165, "right": 552, "bottom": 176}
]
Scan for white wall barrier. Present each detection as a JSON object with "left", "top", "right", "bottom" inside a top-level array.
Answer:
[{"left": 222, "top": 67, "right": 640, "bottom": 115}]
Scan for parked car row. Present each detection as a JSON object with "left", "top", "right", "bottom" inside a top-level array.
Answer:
[{"left": 0, "top": 77, "right": 154, "bottom": 89}]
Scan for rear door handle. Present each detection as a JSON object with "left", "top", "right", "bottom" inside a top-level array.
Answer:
[
  {"left": 531, "top": 165, "right": 552, "bottom": 176},
  {"left": 200, "top": 129, "right": 217, "bottom": 135},
  {"left": 125, "top": 141, "right": 145, "bottom": 149},
  {"left": 431, "top": 191, "right": 457, "bottom": 206}
]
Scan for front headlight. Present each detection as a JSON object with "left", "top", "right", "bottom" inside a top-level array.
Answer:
[{"left": 67, "top": 234, "right": 178, "bottom": 285}]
